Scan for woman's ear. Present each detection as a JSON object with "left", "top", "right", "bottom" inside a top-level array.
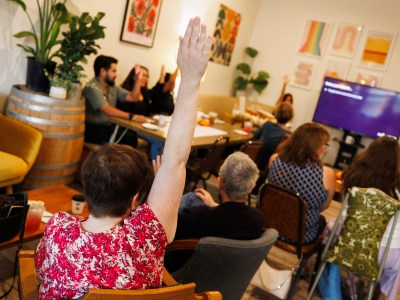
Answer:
[{"left": 131, "top": 193, "right": 140, "bottom": 211}]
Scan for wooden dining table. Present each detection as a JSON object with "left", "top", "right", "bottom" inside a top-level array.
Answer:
[{"left": 110, "top": 117, "right": 253, "bottom": 149}]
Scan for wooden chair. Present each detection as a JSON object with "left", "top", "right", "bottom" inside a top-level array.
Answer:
[
  {"left": 238, "top": 140, "right": 264, "bottom": 163},
  {"left": 167, "top": 229, "right": 279, "bottom": 300},
  {"left": 258, "top": 183, "right": 323, "bottom": 299},
  {"left": 186, "top": 136, "right": 229, "bottom": 190},
  {"left": 18, "top": 250, "right": 222, "bottom": 300}
]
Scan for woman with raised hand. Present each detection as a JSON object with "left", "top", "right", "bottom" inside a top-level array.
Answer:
[{"left": 35, "top": 17, "right": 212, "bottom": 299}]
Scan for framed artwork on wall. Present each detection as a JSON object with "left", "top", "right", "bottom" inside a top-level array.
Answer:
[
  {"left": 209, "top": 4, "right": 241, "bottom": 66},
  {"left": 290, "top": 59, "right": 318, "bottom": 90},
  {"left": 359, "top": 30, "right": 396, "bottom": 71},
  {"left": 353, "top": 70, "right": 382, "bottom": 87},
  {"left": 298, "top": 19, "right": 331, "bottom": 58},
  {"left": 330, "top": 21, "right": 363, "bottom": 58},
  {"left": 324, "top": 60, "right": 350, "bottom": 80},
  {"left": 120, "top": 0, "right": 162, "bottom": 47}
]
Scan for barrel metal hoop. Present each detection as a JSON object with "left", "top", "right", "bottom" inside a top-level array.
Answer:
[
  {"left": 8, "top": 96, "right": 85, "bottom": 115},
  {"left": 6, "top": 109, "right": 84, "bottom": 126},
  {"left": 42, "top": 132, "right": 84, "bottom": 139},
  {"left": 32, "top": 161, "right": 79, "bottom": 170},
  {"left": 26, "top": 173, "right": 75, "bottom": 180}
]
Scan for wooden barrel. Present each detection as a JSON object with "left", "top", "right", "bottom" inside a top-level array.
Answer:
[{"left": 5, "top": 85, "right": 85, "bottom": 188}]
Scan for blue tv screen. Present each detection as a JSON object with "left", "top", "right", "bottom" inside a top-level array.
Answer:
[{"left": 313, "top": 77, "right": 400, "bottom": 139}]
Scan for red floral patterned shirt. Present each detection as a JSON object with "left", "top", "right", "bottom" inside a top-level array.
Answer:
[{"left": 35, "top": 203, "right": 167, "bottom": 300}]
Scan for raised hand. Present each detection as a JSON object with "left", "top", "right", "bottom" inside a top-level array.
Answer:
[
  {"left": 177, "top": 17, "right": 212, "bottom": 82},
  {"left": 283, "top": 74, "right": 289, "bottom": 85},
  {"left": 159, "top": 65, "right": 166, "bottom": 84}
]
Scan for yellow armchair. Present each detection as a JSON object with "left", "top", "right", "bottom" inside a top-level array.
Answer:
[{"left": 0, "top": 114, "right": 42, "bottom": 193}]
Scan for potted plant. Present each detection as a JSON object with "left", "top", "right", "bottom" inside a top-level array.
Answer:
[
  {"left": 8, "top": 0, "right": 69, "bottom": 93},
  {"left": 45, "top": 70, "right": 69, "bottom": 99},
  {"left": 233, "top": 47, "right": 270, "bottom": 96},
  {"left": 54, "top": 12, "right": 105, "bottom": 100}
]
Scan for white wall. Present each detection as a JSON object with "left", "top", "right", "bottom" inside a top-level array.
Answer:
[
  {"left": 0, "top": 0, "right": 261, "bottom": 110},
  {"left": 249, "top": 0, "right": 400, "bottom": 165}
]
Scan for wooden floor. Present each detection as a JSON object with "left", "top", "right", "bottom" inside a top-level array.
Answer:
[{"left": 0, "top": 179, "right": 396, "bottom": 299}]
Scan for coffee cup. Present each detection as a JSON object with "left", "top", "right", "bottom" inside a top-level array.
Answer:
[
  {"left": 243, "top": 121, "right": 253, "bottom": 133},
  {"left": 209, "top": 111, "right": 218, "bottom": 125},
  {"left": 72, "top": 194, "right": 85, "bottom": 215}
]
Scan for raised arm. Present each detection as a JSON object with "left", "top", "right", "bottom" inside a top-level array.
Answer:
[
  {"left": 275, "top": 74, "right": 289, "bottom": 105},
  {"left": 125, "top": 64, "right": 143, "bottom": 102},
  {"left": 148, "top": 17, "right": 212, "bottom": 242}
]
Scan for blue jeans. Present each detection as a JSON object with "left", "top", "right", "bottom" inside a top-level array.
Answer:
[
  {"left": 179, "top": 192, "right": 206, "bottom": 215},
  {"left": 137, "top": 133, "right": 165, "bottom": 160}
]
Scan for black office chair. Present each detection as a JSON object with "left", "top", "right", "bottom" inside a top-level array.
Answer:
[{"left": 186, "top": 136, "right": 229, "bottom": 191}]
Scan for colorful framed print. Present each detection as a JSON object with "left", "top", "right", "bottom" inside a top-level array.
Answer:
[
  {"left": 120, "top": 0, "right": 162, "bottom": 47},
  {"left": 298, "top": 20, "right": 331, "bottom": 58},
  {"left": 290, "top": 59, "right": 318, "bottom": 90},
  {"left": 359, "top": 30, "right": 396, "bottom": 70},
  {"left": 330, "top": 21, "right": 363, "bottom": 58},
  {"left": 324, "top": 60, "right": 350, "bottom": 80},
  {"left": 353, "top": 71, "right": 382, "bottom": 87},
  {"left": 209, "top": 4, "right": 241, "bottom": 66}
]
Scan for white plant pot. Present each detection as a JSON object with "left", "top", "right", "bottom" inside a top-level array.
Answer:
[{"left": 49, "top": 86, "right": 67, "bottom": 99}]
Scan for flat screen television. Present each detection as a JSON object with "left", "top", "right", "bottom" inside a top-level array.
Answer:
[{"left": 313, "top": 77, "right": 400, "bottom": 139}]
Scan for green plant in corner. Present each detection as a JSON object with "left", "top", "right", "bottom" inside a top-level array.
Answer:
[
  {"left": 234, "top": 47, "right": 270, "bottom": 94},
  {"left": 55, "top": 12, "right": 106, "bottom": 83},
  {"left": 8, "top": 0, "right": 69, "bottom": 63}
]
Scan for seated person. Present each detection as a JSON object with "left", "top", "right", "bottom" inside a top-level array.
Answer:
[
  {"left": 150, "top": 66, "right": 178, "bottom": 115},
  {"left": 119, "top": 65, "right": 177, "bottom": 116},
  {"left": 119, "top": 64, "right": 152, "bottom": 116},
  {"left": 253, "top": 101, "right": 294, "bottom": 170},
  {"left": 83, "top": 55, "right": 147, "bottom": 147},
  {"left": 176, "top": 151, "right": 265, "bottom": 240},
  {"left": 275, "top": 74, "right": 294, "bottom": 106},
  {"left": 34, "top": 16, "right": 212, "bottom": 299},
  {"left": 267, "top": 122, "right": 335, "bottom": 244},
  {"left": 165, "top": 151, "right": 265, "bottom": 272},
  {"left": 340, "top": 136, "right": 400, "bottom": 300}
]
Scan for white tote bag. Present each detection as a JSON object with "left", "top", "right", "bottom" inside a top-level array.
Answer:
[{"left": 250, "top": 260, "right": 292, "bottom": 299}]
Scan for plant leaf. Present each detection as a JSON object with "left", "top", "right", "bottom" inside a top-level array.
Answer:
[
  {"left": 234, "top": 76, "right": 249, "bottom": 91},
  {"left": 16, "top": 44, "right": 36, "bottom": 56},
  {"left": 236, "top": 63, "right": 251, "bottom": 75},
  {"left": 47, "top": 21, "right": 60, "bottom": 49},
  {"left": 245, "top": 47, "right": 258, "bottom": 58},
  {"left": 257, "top": 71, "right": 270, "bottom": 79},
  {"left": 7, "top": 0, "right": 26, "bottom": 11},
  {"left": 13, "top": 31, "right": 34, "bottom": 38},
  {"left": 252, "top": 75, "right": 268, "bottom": 94}
]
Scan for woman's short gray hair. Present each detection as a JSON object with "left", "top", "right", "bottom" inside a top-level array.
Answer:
[{"left": 218, "top": 152, "right": 259, "bottom": 201}]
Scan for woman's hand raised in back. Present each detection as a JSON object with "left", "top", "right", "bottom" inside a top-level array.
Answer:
[{"left": 148, "top": 17, "right": 212, "bottom": 243}]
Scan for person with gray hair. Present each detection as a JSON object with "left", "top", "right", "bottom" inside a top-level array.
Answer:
[{"left": 174, "top": 151, "right": 265, "bottom": 240}]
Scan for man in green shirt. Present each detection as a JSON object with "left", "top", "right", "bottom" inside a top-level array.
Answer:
[{"left": 83, "top": 55, "right": 147, "bottom": 146}]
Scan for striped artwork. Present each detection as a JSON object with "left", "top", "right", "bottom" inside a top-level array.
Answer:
[{"left": 299, "top": 20, "right": 331, "bottom": 58}]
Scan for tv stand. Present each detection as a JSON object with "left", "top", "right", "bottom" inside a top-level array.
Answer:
[{"left": 333, "top": 131, "right": 365, "bottom": 170}]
